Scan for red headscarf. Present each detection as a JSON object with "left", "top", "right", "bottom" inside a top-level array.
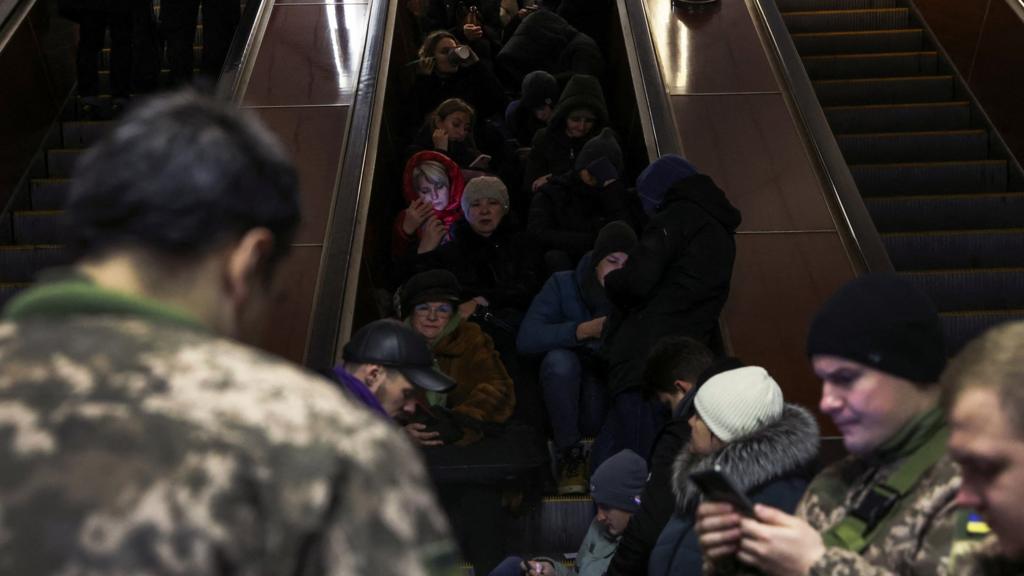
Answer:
[{"left": 402, "top": 150, "right": 466, "bottom": 229}]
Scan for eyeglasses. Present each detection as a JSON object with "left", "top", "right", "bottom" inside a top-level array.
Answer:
[{"left": 413, "top": 303, "right": 454, "bottom": 317}]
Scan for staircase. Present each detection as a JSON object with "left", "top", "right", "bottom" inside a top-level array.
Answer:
[
  {"left": 777, "top": 0, "right": 1024, "bottom": 353},
  {"left": 0, "top": 21, "right": 205, "bottom": 310}
]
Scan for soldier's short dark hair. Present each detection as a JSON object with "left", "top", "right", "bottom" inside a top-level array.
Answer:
[
  {"left": 66, "top": 91, "right": 300, "bottom": 267},
  {"left": 641, "top": 336, "right": 714, "bottom": 399},
  {"left": 942, "top": 321, "right": 1024, "bottom": 439}
]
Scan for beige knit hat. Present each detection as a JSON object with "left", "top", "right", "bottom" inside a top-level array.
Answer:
[{"left": 694, "top": 366, "right": 783, "bottom": 443}]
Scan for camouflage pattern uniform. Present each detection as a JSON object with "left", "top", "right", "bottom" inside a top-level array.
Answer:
[
  {"left": 0, "top": 282, "right": 461, "bottom": 575},
  {"left": 798, "top": 417, "right": 961, "bottom": 575},
  {"left": 951, "top": 535, "right": 1024, "bottom": 575}
]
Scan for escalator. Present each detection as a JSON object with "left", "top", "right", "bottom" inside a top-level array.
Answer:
[{"left": 776, "top": 0, "right": 1024, "bottom": 352}]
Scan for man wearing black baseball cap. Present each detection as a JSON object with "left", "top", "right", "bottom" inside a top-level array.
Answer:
[{"left": 332, "top": 319, "right": 455, "bottom": 419}]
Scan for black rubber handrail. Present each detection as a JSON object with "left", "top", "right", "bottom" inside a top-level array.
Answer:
[
  {"left": 749, "top": 0, "right": 894, "bottom": 274},
  {"left": 304, "top": 0, "right": 394, "bottom": 369},
  {"left": 0, "top": 0, "right": 25, "bottom": 41},
  {"left": 217, "top": 0, "right": 272, "bottom": 102}
]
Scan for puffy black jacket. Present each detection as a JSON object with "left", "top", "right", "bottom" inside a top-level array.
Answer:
[
  {"left": 602, "top": 174, "right": 741, "bottom": 395},
  {"left": 528, "top": 172, "right": 631, "bottom": 264}
]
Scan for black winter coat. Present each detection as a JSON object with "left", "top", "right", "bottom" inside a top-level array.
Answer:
[
  {"left": 496, "top": 10, "right": 603, "bottom": 87},
  {"left": 408, "top": 63, "right": 508, "bottom": 132},
  {"left": 408, "top": 123, "right": 483, "bottom": 170},
  {"left": 602, "top": 174, "right": 741, "bottom": 395},
  {"left": 415, "top": 218, "right": 542, "bottom": 313},
  {"left": 528, "top": 172, "right": 631, "bottom": 264}
]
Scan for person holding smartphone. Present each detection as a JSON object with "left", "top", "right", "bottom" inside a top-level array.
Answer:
[
  {"left": 696, "top": 274, "right": 961, "bottom": 575},
  {"left": 647, "top": 366, "right": 820, "bottom": 576}
]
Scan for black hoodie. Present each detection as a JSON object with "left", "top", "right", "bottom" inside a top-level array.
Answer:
[{"left": 601, "top": 173, "right": 741, "bottom": 395}]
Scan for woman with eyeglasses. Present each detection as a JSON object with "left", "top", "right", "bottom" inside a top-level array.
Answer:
[
  {"left": 399, "top": 269, "right": 515, "bottom": 447},
  {"left": 523, "top": 74, "right": 611, "bottom": 196}
]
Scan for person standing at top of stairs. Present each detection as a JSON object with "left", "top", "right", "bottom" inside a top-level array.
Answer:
[
  {"left": 59, "top": 0, "right": 134, "bottom": 117},
  {"left": 162, "top": 0, "right": 240, "bottom": 86}
]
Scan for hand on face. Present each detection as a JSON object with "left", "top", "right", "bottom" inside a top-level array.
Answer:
[
  {"left": 432, "top": 128, "right": 449, "bottom": 150},
  {"left": 402, "top": 198, "right": 434, "bottom": 235}
]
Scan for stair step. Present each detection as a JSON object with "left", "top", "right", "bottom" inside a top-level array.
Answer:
[
  {"left": 852, "top": 160, "right": 1007, "bottom": 195},
  {"left": 30, "top": 179, "right": 72, "bottom": 211},
  {"left": 46, "top": 149, "right": 84, "bottom": 178},
  {"left": 883, "top": 229, "right": 1024, "bottom": 270},
  {"left": 505, "top": 496, "right": 594, "bottom": 557},
  {"left": 792, "top": 28, "right": 924, "bottom": 55},
  {"left": 0, "top": 246, "right": 72, "bottom": 283},
  {"left": 97, "top": 69, "right": 175, "bottom": 95},
  {"left": 825, "top": 101, "right": 971, "bottom": 133},
  {"left": 942, "top": 310, "right": 1024, "bottom": 353},
  {"left": 783, "top": 8, "right": 909, "bottom": 34},
  {"left": 814, "top": 75, "right": 954, "bottom": 106},
  {"left": 62, "top": 121, "right": 114, "bottom": 148},
  {"left": 803, "top": 51, "right": 938, "bottom": 79},
  {"left": 903, "top": 269, "right": 1024, "bottom": 312},
  {"left": 100, "top": 45, "right": 200, "bottom": 69},
  {"left": 867, "top": 192, "right": 1024, "bottom": 232},
  {"left": 776, "top": 0, "right": 898, "bottom": 10},
  {"left": 836, "top": 129, "right": 988, "bottom": 163},
  {"left": 13, "top": 211, "right": 67, "bottom": 245}
]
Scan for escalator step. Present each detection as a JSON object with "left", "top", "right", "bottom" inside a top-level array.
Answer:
[
  {"left": 776, "top": 0, "right": 898, "bottom": 10},
  {"left": 0, "top": 246, "right": 72, "bottom": 283},
  {"left": 101, "top": 45, "right": 201, "bottom": 69},
  {"left": 792, "top": 28, "right": 923, "bottom": 55},
  {"left": 825, "top": 101, "right": 971, "bottom": 133},
  {"left": 836, "top": 129, "right": 988, "bottom": 163},
  {"left": 903, "top": 269, "right": 1024, "bottom": 312},
  {"left": 97, "top": 69, "right": 173, "bottom": 95},
  {"left": 851, "top": 160, "right": 1006, "bottom": 195},
  {"left": 46, "top": 149, "right": 84, "bottom": 179},
  {"left": 868, "top": 193, "right": 1024, "bottom": 232},
  {"left": 782, "top": 8, "right": 909, "bottom": 34},
  {"left": 30, "top": 179, "right": 71, "bottom": 211},
  {"left": 505, "top": 496, "right": 593, "bottom": 558},
  {"left": 803, "top": 51, "right": 938, "bottom": 79},
  {"left": 62, "top": 121, "right": 113, "bottom": 148},
  {"left": 813, "top": 75, "right": 954, "bottom": 106},
  {"left": 13, "top": 212, "right": 67, "bottom": 245},
  {"left": 942, "top": 310, "right": 1024, "bottom": 354},
  {"left": 883, "top": 229, "right": 1024, "bottom": 270}
]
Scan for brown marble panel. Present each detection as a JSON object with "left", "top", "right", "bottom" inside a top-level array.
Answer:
[
  {"left": 969, "top": 0, "right": 1024, "bottom": 165},
  {"left": 671, "top": 94, "right": 836, "bottom": 232},
  {"left": 259, "top": 245, "right": 322, "bottom": 363},
  {"left": 0, "top": 22, "right": 60, "bottom": 209},
  {"left": 913, "top": 0, "right": 989, "bottom": 75},
  {"left": 248, "top": 105, "right": 350, "bottom": 244},
  {"left": 722, "top": 231, "right": 857, "bottom": 433},
  {"left": 646, "top": 0, "right": 776, "bottom": 94},
  {"left": 243, "top": 3, "right": 368, "bottom": 107}
]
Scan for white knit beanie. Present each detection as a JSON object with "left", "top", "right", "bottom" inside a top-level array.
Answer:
[{"left": 694, "top": 366, "right": 784, "bottom": 443}]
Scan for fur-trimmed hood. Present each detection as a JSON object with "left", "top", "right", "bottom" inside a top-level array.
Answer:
[{"left": 671, "top": 403, "right": 819, "bottom": 516}]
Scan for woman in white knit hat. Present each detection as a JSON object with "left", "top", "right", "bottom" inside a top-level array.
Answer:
[{"left": 647, "top": 366, "right": 820, "bottom": 576}]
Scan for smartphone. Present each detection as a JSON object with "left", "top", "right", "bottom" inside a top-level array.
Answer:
[
  {"left": 469, "top": 154, "right": 492, "bottom": 169},
  {"left": 690, "top": 466, "right": 755, "bottom": 516}
]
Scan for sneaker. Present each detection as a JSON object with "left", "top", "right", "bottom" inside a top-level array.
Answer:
[{"left": 557, "top": 444, "right": 588, "bottom": 495}]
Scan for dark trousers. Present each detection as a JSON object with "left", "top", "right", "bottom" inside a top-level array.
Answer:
[
  {"left": 77, "top": 9, "right": 133, "bottom": 98},
  {"left": 540, "top": 349, "right": 607, "bottom": 452},
  {"left": 161, "top": 0, "right": 240, "bottom": 84},
  {"left": 590, "top": 389, "right": 660, "bottom": 471}
]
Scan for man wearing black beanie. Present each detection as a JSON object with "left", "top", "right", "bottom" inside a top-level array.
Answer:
[{"left": 696, "top": 273, "right": 966, "bottom": 575}]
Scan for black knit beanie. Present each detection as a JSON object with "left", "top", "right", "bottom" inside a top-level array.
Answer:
[
  {"left": 592, "top": 220, "right": 637, "bottom": 264},
  {"left": 520, "top": 70, "right": 559, "bottom": 111},
  {"left": 807, "top": 273, "right": 946, "bottom": 383},
  {"left": 590, "top": 449, "right": 648, "bottom": 512},
  {"left": 574, "top": 128, "right": 623, "bottom": 175},
  {"left": 399, "top": 269, "right": 461, "bottom": 318}
]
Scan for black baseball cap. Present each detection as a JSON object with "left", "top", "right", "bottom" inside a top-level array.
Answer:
[{"left": 342, "top": 319, "right": 456, "bottom": 392}]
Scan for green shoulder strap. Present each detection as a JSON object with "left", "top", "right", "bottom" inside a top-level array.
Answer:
[{"left": 823, "top": 427, "right": 949, "bottom": 552}]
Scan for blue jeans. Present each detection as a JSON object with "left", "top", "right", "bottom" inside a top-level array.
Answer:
[
  {"left": 489, "top": 556, "right": 525, "bottom": 576},
  {"left": 590, "top": 389, "right": 661, "bottom": 471},
  {"left": 540, "top": 349, "right": 608, "bottom": 452}
]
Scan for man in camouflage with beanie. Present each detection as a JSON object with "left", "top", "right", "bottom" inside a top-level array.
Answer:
[
  {"left": 696, "top": 274, "right": 967, "bottom": 575},
  {"left": 0, "top": 92, "right": 459, "bottom": 575}
]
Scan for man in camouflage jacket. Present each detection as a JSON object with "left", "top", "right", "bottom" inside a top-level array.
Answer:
[{"left": 0, "top": 92, "right": 460, "bottom": 575}]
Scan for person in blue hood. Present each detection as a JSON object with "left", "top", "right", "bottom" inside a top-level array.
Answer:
[{"left": 591, "top": 155, "right": 742, "bottom": 471}]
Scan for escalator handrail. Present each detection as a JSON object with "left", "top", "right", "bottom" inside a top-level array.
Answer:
[
  {"left": 217, "top": 0, "right": 274, "bottom": 102},
  {"left": 749, "top": 0, "right": 894, "bottom": 274},
  {"left": 0, "top": 0, "right": 33, "bottom": 52}
]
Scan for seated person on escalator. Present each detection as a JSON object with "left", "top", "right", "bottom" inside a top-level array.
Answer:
[
  {"left": 397, "top": 269, "right": 516, "bottom": 447},
  {"left": 409, "top": 98, "right": 492, "bottom": 171},
  {"left": 488, "top": 449, "right": 648, "bottom": 576}
]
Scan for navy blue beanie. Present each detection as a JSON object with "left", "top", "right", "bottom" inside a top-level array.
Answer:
[
  {"left": 590, "top": 449, "right": 648, "bottom": 512},
  {"left": 807, "top": 273, "right": 946, "bottom": 384},
  {"left": 637, "top": 155, "right": 699, "bottom": 216}
]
